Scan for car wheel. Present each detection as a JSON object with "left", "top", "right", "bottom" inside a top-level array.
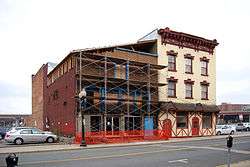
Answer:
[
  {"left": 14, "top": 138, "right": 23, "bottom": 145},
  {"left": 46, "top": 137, "right": 54, "bottom": 143},
  {"left": 230, "top": 131, "right": 234, "bottom": 135},
  {"left": 247, "top": 127, "right": 250, "bottom": 131},
  {"left": 217, "top": 131, "right": 221, "bottom": 135}
]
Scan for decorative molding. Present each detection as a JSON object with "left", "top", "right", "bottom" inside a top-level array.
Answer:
[
  {"left": 184, "top": 79, "right": 194, "bottom": 84},
  {"left": 200, "top": 56, "right": 210, "bottom": 62},
  {"left": 167, "top": 50, "right": 178, "bottom": 56},
  {"left": 200, "top": 80, "right": 210, "bottom": 86},
  {"left": 184, "top": 54, "right": 194, "bottom": 59},
  {"left": 167, "top": 76, "right": 178, "bottom": 82},
  {"left": 158, "top": 27, "right": 219, "bottom": 54}
]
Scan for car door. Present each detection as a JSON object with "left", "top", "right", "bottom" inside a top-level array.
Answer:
[
  {"left": 19, "top": 129, "right": 33, "bottom": 143},
  {"left": 225, "top": 126, "right": 231, "bottom": 134},
  {"left": 31, "top": 129, "right": 46, "bottom": 143},
  {"left": 222, "top": 126, "right": 229, "bottom": 134}
]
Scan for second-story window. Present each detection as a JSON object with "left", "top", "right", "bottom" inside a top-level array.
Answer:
[
  {"left": 185, "top": 83, "right": 193, "bottom": 99},
  {"left": 168, "top": 81, "right": 176, "bottom": 97},
  {"left": 167, "top": 77, "right": 178, "bottom": 98},
  {"left": 200, "top": 81, "right": 209, "bottom": 100},
  {"left": 184, "top": 79, "right": 194, "bottom": 99}
]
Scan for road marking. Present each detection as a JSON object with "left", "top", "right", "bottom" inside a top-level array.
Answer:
[
  {"left": 19, "top": 147, "right": 191, "bottom": 165},
  {"left": 162, "top": 145, "right": 250, "bottom": 155},
  {"left": 169, "top": 158, "right": 188, "bottom": 164}
]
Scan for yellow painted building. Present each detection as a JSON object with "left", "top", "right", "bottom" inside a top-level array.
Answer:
[{"left": 139, "top": 27, "right": 219, "bottom": 137}]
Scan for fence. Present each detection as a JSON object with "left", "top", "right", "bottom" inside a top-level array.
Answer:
[{"left": 75, "top": 130, "right": 169, "bottom": 144}]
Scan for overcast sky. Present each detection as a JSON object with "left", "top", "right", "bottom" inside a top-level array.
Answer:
[{"left": 0, "top": 0, "right": 250, "bottom": 115}]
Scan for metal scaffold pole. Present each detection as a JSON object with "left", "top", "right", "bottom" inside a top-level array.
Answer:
[
  {"left": 104, "top": 56, "right": 107, "bottom": 135},
  {"left": 126, "top": 60, "right": 130, "bottom": 130}
]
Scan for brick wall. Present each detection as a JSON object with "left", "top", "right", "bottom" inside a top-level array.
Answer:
[
  {"left": 26, "top": 64, "right": 48, "bottom": 130},
  {"left": 45, "top": 68, "right": 76, "bottom": 136}
]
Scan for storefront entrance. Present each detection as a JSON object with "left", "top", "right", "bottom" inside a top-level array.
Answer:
[
  {"left": 106, "top": 116, "right": 120, "bottom": 135},
  {"left": 163, "top": 119, "right": 172, "bottom": 138},
  {"left": 192, "top": 117, "right": 199, "bottom": 136}
]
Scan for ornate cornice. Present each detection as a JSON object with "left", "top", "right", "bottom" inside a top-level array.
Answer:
[{"left": 158, "top": 27, "right": 219, "bottom": 54}]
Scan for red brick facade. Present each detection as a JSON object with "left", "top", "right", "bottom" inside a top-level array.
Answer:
[
  {"left": 46, "top": 68, "right": 76, "bottom": 136},
  {"left": 27, "top": 64, "right": 47, "bottom": 130},
  {"left": 27, "top": 62, "right": 76, "bottom": 136}
]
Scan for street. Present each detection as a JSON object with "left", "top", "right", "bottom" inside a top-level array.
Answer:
[{"left": 1, "top": 136, "right": 250, "bottom": 167}]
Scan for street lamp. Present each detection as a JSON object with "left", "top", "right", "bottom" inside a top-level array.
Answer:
[{"left": 79, "top": 88, "right": 87, "bottom": 147}]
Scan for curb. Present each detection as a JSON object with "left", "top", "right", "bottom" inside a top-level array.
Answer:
[
  {"left": 1, "top": 133, "right": 250, "bottom": 154},
  {"left": 216, "top": 160, "right": 250, "bottom": 167}
]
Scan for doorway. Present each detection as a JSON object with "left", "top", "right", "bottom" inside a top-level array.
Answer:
[
  {"left": 106, "top": 116, "right": 120, "bottom": 135},
  {"left": 192, "top": 117, "right": 199, "bottom": 136},
  {"left": 163, "top": 119, "right": 172, "bottom": 138}
]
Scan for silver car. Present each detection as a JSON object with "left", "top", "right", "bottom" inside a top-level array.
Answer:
[{"left": 5, "top": 128, "right": 57, "bottom": 145}]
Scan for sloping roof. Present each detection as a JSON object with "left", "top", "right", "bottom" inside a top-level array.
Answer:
[
  {"left": 71, "top": 39, "right": 157, "bottom": 54},
  {"left": 47, "top": 62, "right": 58, "bottom": 74},
  {"left": 138, "top": 29, "right": 158, "bottom": 42}
]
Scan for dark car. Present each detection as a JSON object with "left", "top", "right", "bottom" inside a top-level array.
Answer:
[{"left": 0, "top": 127, "right": 9, "bottom": 139}]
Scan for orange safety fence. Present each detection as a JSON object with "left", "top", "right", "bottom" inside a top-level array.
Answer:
[{"left": 75, "top": 130, "right": 169, "bottom": 144}]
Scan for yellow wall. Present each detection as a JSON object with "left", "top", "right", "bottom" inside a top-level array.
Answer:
[{"left": 157, "top": 36, "right": 216, "bottom": 105}]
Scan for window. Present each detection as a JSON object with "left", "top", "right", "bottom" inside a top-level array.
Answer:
[
  {"left": 185, "top": 83, "right": 193, "bottom": 98},
  {"left": 106, "top": 116, "right": 120, "bottom": 135},
  {"left": 168, "top": 55, "right": 176, "bottom": 71},
  {"left": 201, "top": 85, "right": 208, "bottom": 100},
  {"left": 168, "top": 81, "right": 176, "bottom": 97},
  {"left": 201, "top": 61, "right": 208, "bottom": 76},
  {"left": 177, "top": 112, "right": 188, "bottom": 128},
  {"left": 53, "top": 90, "right": 59, "bottom": 100},
  {"left": 125, "top": 116, "right": 141, "bottom": 131},
  {"left": 185, "top": 58, "right": 192, "bottom": 73},
  {"left": 202, "top": 113, "right": 212, "bottom": 128},
  {"left": 113, "top": 63, "right": 117, "bottom": 78},
  {"left": 20, "top": 130, "right": 32, "bottom": 134},
  {"left": 32, "top": 129, "right": 43, "bottom": 134},
  {"left": 90, "top": 116, "right": 101, "bottom": 132}
]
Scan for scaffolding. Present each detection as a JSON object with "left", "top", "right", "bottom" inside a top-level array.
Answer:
[{"left": 74, "top": 51, "right": 167, "bottom": 144}]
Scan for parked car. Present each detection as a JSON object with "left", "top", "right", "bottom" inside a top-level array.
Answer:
[
  {"left": 243, "top": 122, "right": 250, "bottom": 131},
  {"left": 7, "top": 126, "right": 34, "bottom": 133},
  {"left": 5, "top": 127, "right": 57, "bottom": 145},
  {"left": 236, "top": 123, "right": 247, "bottom": 131},
  {"left": 216, "top": 125, "right": 235, "bottom": 135}
]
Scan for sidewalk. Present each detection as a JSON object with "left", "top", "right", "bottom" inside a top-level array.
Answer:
[
  {"left": 0, "top": 132, "right": 250, "bottom": 154},
  {"left": 217, "top": 160, "right": 250, "bottom": 167}
]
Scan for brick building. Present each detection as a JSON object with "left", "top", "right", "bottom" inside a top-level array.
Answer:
[
  {"left": 29, "top": 27, "right": 219, "bottom": 143},
  {"left": 218, "top": 103, "right": 250, "bottom": 124}
]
